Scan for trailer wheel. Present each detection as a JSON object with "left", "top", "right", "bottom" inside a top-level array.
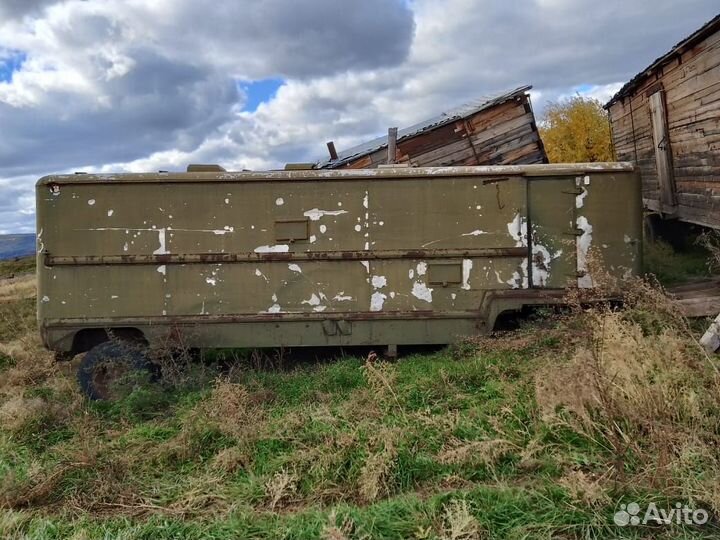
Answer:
[{"left": 78, "top": 341, "right": 154, "bottom": 401}]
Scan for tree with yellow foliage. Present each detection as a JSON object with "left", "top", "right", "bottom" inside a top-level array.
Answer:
[{"left": 539, "top": 96, "right": 614, "bottom": 163}]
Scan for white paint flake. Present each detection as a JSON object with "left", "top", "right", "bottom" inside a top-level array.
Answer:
[
  {"left": 111, "top": 295, "right": 119, "bottom": 299},
  {"left": 123, "top": 242, "right": 129, "bottom": 252},
  {"left": 462, "top": 259, "right": 473, "bottom": 290},
  {"left": 224, "top": 198, "right": 230, "bottom": 204},
  {"left": 370, "top": 291, "right": 387, "bottom": 311},
  {"left": 507, "top": 213, "right": 528, "bottom": 247},
  {"left": 411, "top": 282, "right": 433, "bottom": 303},
  {"left": 319, "top": 225, "right": 327, "bottom": 234},
  {"left": 462, "top": 230, "right": 487, "bottom": 237},
  {"left": 302, "top": 293, "right": 321, "bottom": 306},
  {"left": 371, "top": 275, "right": 387, "bottom": 288},
  {"left": 576, "top": 186, "right": 588, "bottom": 209},
  {"left": 576, "top": 216, "right": 594, "bottom": 288},
  {"left": 87, "top": 199, "right": 95, "bottom": 206},
  {"left": 157, "top": 265, "right": 166, "bottom": 275},
  {"left": 303, "top": 208, "right": 348, "bottom": 221},
  {"left": 288, "top": 264, "right": 302, "bottom": 273},
  {"left": 362, "top": 191, "right": 369, "bottom": 209},
  {"left": 360, "top": 261, "right": 370, "bottom": 273},
  {"left": 416, "top": 262, "right": 427, "bottom": 276},
  {"left": 41, "top": 295, "right": 50, "bottom": 303},
  {"left": 107, "top": 209, "right": 114, "bottom": 217},
  {"left": 153, "top": 228, "right": 168, "bottom": 255},
  {"left": 333, "top": 293, "right": 353, "bottom": 301},
  {"left": 255, "top": 244, "right": 289, "bottom": 253},
  {"left": 276, "top": 197, "right": 285, "bottom": 206},
  {"left": 266, "top": 304, "right": 282, "bottom": 314},
  {"left": 309, "top": 235, "right": 317, "bottom": 243},
  {"left": 354, "top": 224, "right": 362, "bottom": 232},
  {"left": 408, "top": 269, "right": 415, "bottom": 279},
  {"left": 206, "top": 277, "right": 217, "bottom": 286}
]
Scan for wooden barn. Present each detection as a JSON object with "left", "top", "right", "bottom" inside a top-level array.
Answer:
[
  {"left": 317, "top": 85, "right": 547, "bottom": 169},
  {"left": 605, "top": 14, "right": 720, "bottom": 230}
]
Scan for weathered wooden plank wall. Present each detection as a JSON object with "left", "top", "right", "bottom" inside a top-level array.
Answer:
[
  {"left": 341, "top": 94, "right": 546, "bottom": 169},
  {"left": 608, "top": 25, "right": 720, "bottom": 229}
]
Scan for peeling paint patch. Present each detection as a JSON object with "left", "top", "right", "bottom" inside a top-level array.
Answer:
[
  {"left": 371, "top": 275, "right": 387, "bottom": 288},
  {"left": 288, "top": 263, "right": 302, "bottom": 273},
  {"left": 354, "top": 224, "right": 362, "bottom": 232},
  {"left": 41, "top": 295, "right": 50, "bottom": 303},
  {"left": 87, "top": 199, "right": 95, "bottom": 206},
  {"left": 255, "top": 244, "right": 289, "bottom": 253},
  {"left": 360, "top": 261, "right": 370, "bottom": 273},
  {"left": 333, "top": 293, "right": 353, "bottom": 301},
  {"left": 107, "top": 209, "right": 114, "bottom": 217},
  {"left": 265, "top": 304, "right": 282, "bottom": 314},
  {"left": 462, "top": 259, "right": 473, "bottom": 290},
  {"left": 362, "top": 191, "right": 369, "bottom": 209},
  {"left": 576, "top": 216, "right": 594, "bottom": 288},
  {"left": 416, "top": 262, "right": 427, "bottom": 276},
  {"left": 408, "top": 269, "right": 414, "bottom": 279},
  {"left": 206, "top": 277, "right": 217, "bottom": 286},
  {"left": 319, "top": 225, "right": 327, "bottom": 234},
  {"left": 462, "top": 230, "right": 487, "bottom": 237},
  {"left": 302, "top": 293, "right": 321, "bottom": 306},
  {"left": 153, "top": 228, "right": 169, "bottom": 255},
  {"left": 303, "top": 208, "right": 348, "bottom": 221},
  {"left": 370, "top": 291, "right": 387, "bottom": 311},
  {"left": 576, "top": 187, "right": 588, "bottom": 209},
  {"left": 411, "top": 282, "right": 433, "bottom": 303},
  {"left": 157, "top": 265, "right": 166, "bottom": 275},
  {"left": 507, "top": 213, "right": 528, "bottom": 247}
]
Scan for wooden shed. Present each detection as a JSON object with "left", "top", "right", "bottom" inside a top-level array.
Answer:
[
  {"left": 317, "top": 85, "right": 547, "bottom": 169},
  {"left": 605, "top": 14, "right": 720, "bottom": 229}
]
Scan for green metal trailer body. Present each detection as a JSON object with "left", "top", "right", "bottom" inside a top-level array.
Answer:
[{"left": 36, "top": 164, "right": 642, "bottom": 355}]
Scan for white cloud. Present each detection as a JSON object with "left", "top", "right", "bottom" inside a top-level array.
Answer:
[{"left": 0, "top": 0, "right": 718, "bottom": 232}]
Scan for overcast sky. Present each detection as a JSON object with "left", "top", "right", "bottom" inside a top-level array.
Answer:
[{"left": 0, "top": 0, "right": 717, "bottom": 233}]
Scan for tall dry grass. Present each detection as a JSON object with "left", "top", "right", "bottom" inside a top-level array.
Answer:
[{"left": 535, "top": 277, "right": 720, "bottom": 513}]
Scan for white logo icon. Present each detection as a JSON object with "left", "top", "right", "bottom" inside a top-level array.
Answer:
[{"left": 614, "top": 503, "right": 641, "bottom": 526}]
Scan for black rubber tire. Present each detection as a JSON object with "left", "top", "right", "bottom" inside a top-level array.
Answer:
[{"left": 78, "top": 341, "right": 153, "bottom": 401}]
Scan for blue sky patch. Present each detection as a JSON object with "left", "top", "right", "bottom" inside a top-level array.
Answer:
[
  {"left": 573, "top": 84, "right": 594, "bottom": 94},
  {"left": 0, "top": 52, "right": 27, "bottom": 83},
  {"left": 238, "top": 78, "right": 284, "bottom": 112}
]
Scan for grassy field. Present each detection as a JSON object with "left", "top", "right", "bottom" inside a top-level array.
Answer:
[{"left": 1, "top": 254, "right": 720, "bottom": 539}]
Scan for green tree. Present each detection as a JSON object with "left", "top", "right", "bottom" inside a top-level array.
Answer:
[{"left": 539, "top": 96, "right": 614, "bottom": 163}]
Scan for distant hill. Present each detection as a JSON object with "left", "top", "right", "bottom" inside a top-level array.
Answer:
[{"left": 0, "top": 234, "right": 35, "bottom": 260}]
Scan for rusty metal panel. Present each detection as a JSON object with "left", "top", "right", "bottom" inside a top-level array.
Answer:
[{"left": 35, "top": 164, "right": 642, "bottom": 350}]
